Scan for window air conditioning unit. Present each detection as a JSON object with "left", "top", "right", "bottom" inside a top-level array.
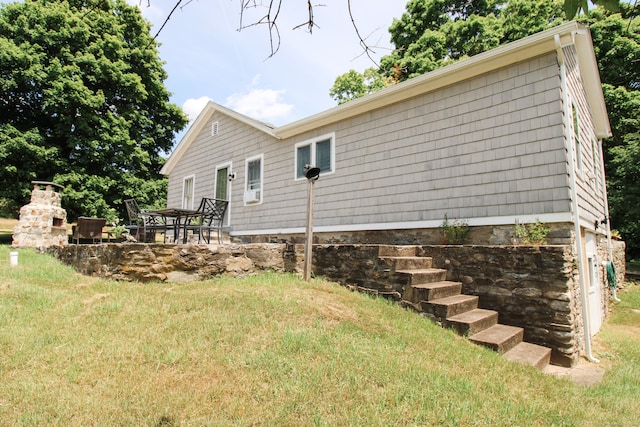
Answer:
[{"left": 243, "top": 189, "right": 260, "bottom": 203}]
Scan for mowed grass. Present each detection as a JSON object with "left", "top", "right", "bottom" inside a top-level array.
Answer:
[{"left": 1, "top": 246, "right": 639, "bottom": 426}]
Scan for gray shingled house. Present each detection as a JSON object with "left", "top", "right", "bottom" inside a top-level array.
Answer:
[{"left": 161, "top": 22, "right": 617, "bottom": 365}]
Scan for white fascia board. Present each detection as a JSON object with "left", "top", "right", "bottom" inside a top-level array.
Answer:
[
  {"left": 274, "top": 22, "right": 584, "bottom": 140},
  {"left": 573, "top": 28, "right": 612, "bottom": 139},
  {"left": 229, "top": 212, "right": 573, "bottom": 236}
]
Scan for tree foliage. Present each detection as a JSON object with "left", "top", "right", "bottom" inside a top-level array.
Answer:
[
  {"left": 330, "top": 0, "right": 640, "bottom": 256},
  {"left": 0, "top": 0, "right": 188, "bottom": 221}
]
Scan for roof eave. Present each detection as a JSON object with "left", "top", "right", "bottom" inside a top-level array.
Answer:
[{"left": 274, "top": 22, "right": 593, "bottom": 140}]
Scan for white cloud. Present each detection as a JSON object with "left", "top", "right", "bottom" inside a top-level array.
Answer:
[
  {"left": 225, "top": 86, "right": 293, "bottom": 123},
  {"left": 182, "top": 96, "right": 212, "bottom": 121}
]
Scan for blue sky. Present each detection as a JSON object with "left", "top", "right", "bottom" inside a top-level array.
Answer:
[{"left": 132, "top": 0, "right": 408, "bottom": 137}]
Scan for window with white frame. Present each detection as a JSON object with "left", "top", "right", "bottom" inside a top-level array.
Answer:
[
  {"left": 592, "top": 140, "right": 600, "bottom": 188},
  {"left": 571, "top": 104, "right": 583, "bottom": 171},
  {"left": 244, "top": 154, "right": 263, "bottom": 204},
  {"left": 182, "top": 175, "right": 195, "bottom": 209},
  {"left": 295, "top": 133, "right": 334, "bottom": 179}
]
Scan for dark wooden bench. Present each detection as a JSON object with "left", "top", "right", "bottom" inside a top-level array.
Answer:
[{"left": 72, "top": 217, "right": 107, "bottom": 244}]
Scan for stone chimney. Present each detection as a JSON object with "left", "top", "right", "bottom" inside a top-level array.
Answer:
[{"left": 12, "top": 181, "right": 68, "bottom": 248}]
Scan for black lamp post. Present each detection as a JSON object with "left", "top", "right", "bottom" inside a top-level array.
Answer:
[{"left": 303, "top": 165, "right": 321, "bottom": 281}]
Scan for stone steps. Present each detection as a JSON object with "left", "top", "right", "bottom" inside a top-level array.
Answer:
[
  {"left": 396, "top": 268, "right": 448, "bottom": 285},
  {"left": 445, "top": 308, "right": 499, "bottom": 336},
  {"left": 377, "top": 245, "right": 553, "bottom": 371},
  {"left": 423, "top": 294, "right": 480, "bottom": 319},
  {"left": 469, "top": 324, "right": 524, "bottom": 354},
  {"left": 504, "top": 342, "right": 552, "bottom": 370},
  {"left": 404, "top": 281, "right": 462, "bottom": 303},
  {"left": 380, "top": 256, "right": 433, "bottom": 271}
]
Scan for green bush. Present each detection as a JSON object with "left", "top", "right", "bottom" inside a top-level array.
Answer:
[
  {"left": 514, "top": 219, "right": 550, "bottom": 245},
  {"left": 439, "top": 214, "right": 469, "bottom": 244}
]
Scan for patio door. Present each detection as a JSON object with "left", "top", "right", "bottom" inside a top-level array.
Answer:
[
  {"left": 585, "top": 232, "right": 602, "bottom": 336},
  {"left": 215, "top": 163, "right": 231, "bottom": 226}
]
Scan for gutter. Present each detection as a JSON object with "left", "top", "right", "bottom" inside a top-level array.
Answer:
[{"left": 556, "top": 34, "right": 599, "bottom": 364}]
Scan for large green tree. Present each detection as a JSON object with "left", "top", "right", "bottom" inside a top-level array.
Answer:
[
  {"left": 330, "top": 0, "right": 640, "bottom": 257},
  {"left": 0, "top": 0, "right": 188, "bottom": 222},
  {"left": 583, "top": 8, "right": 640, "bottom": 256}
]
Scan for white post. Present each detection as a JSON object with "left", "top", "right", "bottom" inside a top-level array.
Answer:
[{"left": 9, "top": 251, "right": 18, "bottom": 266}]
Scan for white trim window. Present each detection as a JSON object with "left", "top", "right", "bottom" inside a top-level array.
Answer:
[
  {"left": 244, "top": 154, "right": 263, "bottom": 205},
  {"left": 295, "top": 133, "right": 335, "bottom": 180},
  {"left": 182, "top": 175, "right": 195, "bottom": 209},
  {"left": 571, "top": 103, "right": 583, "bottom": 171}
]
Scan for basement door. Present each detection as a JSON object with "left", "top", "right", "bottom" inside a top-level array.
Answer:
[{"left": 585, "top": 232, "right": 602, "bottom": 336}]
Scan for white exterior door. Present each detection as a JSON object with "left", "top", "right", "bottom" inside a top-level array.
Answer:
[
  {"left": 215, "top": 163, "right": 231, "bottom": 226},
  {"left": 585, "top": 232, "right": 602, "bottom": 336}
]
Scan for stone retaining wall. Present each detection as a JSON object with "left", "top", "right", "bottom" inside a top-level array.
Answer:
[
  {"left": 48, "top": 240, "right": 625, "bottom": 367},
  {"left": 46, "top": 243, "right": 298, "bottom": 282}
]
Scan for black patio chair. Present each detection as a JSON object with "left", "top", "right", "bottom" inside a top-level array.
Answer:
[
  {"left": 186, "top": 198, "right": 228, "bottom": 244},
  {"left": 124, "top": 198, "right": 168, "bottom": 243}
]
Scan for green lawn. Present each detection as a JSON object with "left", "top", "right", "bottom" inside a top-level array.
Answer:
[{"left": 1, "top": 246, "right": 639, "bottom": 426}]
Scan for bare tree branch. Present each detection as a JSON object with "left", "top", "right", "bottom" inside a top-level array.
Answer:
[
  {"left": 346, "top": 0, "right": 381, "bottom": 67},
  {"left": 292, "top": 1, "right": 321, "bottom": 33},
  {"left": 145, "top": 0, "right": 382, "bottom": 62},
  {"left": 149, "top": 0, "right": 184, "bottom": 45}
]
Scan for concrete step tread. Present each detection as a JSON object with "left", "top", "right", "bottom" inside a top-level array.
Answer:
[
  {"left": 412, "top": 281, "right": 462, "bottom": 290},
  {"left": 396, "top": 268, "right": 447, "bottom": 275},
  {"left": 378, "top": 245, "right": 418, "bottom": 257},
  {"left": 469, "top": 324, "right": 524, "bottom": 353},
  {"left": 429, "top": 294, "right": 479, "bottom": 305},
  {"left": 504, "top": 342, "right": 552, "bottom": 370},
  {"left": 447, "top": 308, "right": 498, "bottom": 323},
  {"left": 470, "top": 324, "right": 522, "bottom": 341}
]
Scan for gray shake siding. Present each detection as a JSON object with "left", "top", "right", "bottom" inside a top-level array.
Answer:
[
  {"left": 562, "top": 45, "right": 607, "bottom": 227},
  {"left": 162, "top": 22, "right": 610, "bottom": 245},
  {"left": 168, "top": 53, "right": 571, "bottom": 236}
]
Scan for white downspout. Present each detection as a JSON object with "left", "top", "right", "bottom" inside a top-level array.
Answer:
[
  {"left": 555, "top": 34, "right": 600, "bottom": 363},
  {"left": 598, "top": 138, "right": 621, "bottom": 302}
]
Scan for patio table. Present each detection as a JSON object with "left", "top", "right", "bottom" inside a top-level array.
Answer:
[{"left": 145, "top": 208, "right": 201, "bottom": 243}]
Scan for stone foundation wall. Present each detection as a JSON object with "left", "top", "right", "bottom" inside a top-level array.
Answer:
[
  {"left": 307, "top": 244, "right": 581, "bottom": 366},
  {"left": 417, "top": 245, "right": 581, "bottom": 366},
  {"left": 233, "top": 223, "right": 574, "bottom": 246}
]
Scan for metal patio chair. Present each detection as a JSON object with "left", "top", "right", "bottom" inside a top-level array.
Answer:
[
  {"left": 124, "top": 198, "right": 168, "bottom": 243},
  {"left": 186, "top": 198, "right": 228, "bottom": 244}
]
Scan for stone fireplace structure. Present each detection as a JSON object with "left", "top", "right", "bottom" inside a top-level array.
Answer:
[{"left": 12, "top": 181, "right": 68, "bottom": 248}]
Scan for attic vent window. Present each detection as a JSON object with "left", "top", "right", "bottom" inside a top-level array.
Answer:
[{"left": 211, "top": 121, "right": 219, "bottom": 136}]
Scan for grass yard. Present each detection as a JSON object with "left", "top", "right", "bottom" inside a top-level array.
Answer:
[{"left": 1, "top": 246, "right": 639, "bottom": 426}]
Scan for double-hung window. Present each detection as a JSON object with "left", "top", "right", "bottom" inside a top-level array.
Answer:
[
  {"left": 182, "top": 175, "right": 195, "bottom": 209},
  {"left": 571, "top": 103, "right": 583, "bottom": 171},
  {"left": 244, "top": 154, "right": 263, "bottom": 204},
  {"left": 295, "top": 133, "right": 335, "bottom": 179}
]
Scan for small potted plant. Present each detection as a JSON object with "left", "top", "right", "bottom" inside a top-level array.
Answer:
[{"left": 108, "top": 218, "right": 129, "bottom": 242}]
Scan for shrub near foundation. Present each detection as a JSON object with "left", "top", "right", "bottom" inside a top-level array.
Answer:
[
  {"left": 514, "top": 219, "right": 550, "bottom": 245},
  {"left": 439, "top": 214, "right": 469, "bottom": 244}
]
